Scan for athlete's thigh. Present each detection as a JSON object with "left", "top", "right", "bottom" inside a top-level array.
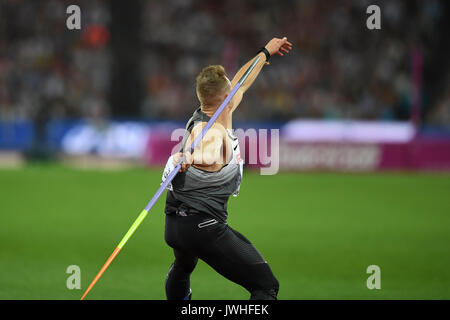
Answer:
[
  {"left": 198, "top": 225, "right": 273, "bottom": 290},
  {"left": 173, "top": 248, "right": 198, "bottom": 273}
]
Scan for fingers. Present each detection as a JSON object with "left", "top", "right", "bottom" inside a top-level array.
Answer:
[
  {"left": 174, "top": 152, "right": 192, "bottom": 172},
  {"left": 283, "top": 43, "right": 293, "bottom": 50},
  {"left": 281, "top": 39, "right": 292, "bottom": 49},
  {"left": 281, "top": 37, "right": 293, "bottom": 47},
  {"left": 180, "top": 161, "right": 192, "bottom": 172},
  {"left": 275, "top": 37, "right": 293, "bottom": 56},
  {"left": 266, "top": 36, "right": 293, "bottom": 56},
  {"left": 172, "top": 152, "right": 182, "bottom": 166},
  {"left": 278, "top": 45, "right": 292, "bottom": 56},
  {"left": 280, "top": 46, "right": 290, "bottom": 54},
  {"left": 180, "top": 163, "right": 191, "bottom": 172}
]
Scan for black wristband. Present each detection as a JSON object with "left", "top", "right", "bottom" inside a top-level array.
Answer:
[{"left": 257, "top": 47, "right": 271, "bottom": 62}]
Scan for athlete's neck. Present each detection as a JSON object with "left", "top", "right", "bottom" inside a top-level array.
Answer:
[
  {"left": 200, "top": 105, "right": 218, "bottom": 118},
  {"left": 200, "top": 104, "right": 232, "bottom": 129}
]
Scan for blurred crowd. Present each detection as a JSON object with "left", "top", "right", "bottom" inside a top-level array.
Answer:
[
  {"left": 0, "top": 0, "right": 111, "bottom": 122},
  {"left": 1, "top": 0, "right": 449, "bottom": 124}
]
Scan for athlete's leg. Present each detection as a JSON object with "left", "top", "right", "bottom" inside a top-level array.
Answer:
[
  {"left": 198, "top": 224, "right": 279, "bottom": 300},
  {"left": 164, "top": 214, "right": 199, "bottom": 300},
  {"left": 165, "top": 248, "right": 198, "bottom": 300}
]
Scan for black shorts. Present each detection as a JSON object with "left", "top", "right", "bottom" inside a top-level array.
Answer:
[{"left": 164, "top": 213, "right": 279, "bottom": 299}]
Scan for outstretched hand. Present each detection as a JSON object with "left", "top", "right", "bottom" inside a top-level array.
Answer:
[{"left": 265, "top": 37, "right": 293, "bottom": 56}]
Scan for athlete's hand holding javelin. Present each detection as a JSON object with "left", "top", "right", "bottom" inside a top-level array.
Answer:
[{"left": 173, "top": 151, "right": 193, "bottom": 172}]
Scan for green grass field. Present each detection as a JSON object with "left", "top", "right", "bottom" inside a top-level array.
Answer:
[{"left": 1, "top": 164, "right": 450, "bottom": 299}]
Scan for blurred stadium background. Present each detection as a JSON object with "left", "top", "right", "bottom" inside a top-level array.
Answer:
[{"left": 0, "top": 0, "right": 449, "bottom": 299}]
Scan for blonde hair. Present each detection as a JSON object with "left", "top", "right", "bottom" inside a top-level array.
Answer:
[{"left": 196, "top": 65, "right": 230, "bottom": 107}]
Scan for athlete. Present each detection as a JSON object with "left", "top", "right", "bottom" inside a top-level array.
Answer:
[{"left": 161, "top": 37, "right": 293, "bottom": 300}]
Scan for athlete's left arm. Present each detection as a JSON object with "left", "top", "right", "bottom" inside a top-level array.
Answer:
[{"left": 229, "top": 37, "right": 293, "bottom": 113}]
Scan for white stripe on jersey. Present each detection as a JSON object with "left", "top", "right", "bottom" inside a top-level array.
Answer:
[{"left": 227, "top": 129, "right": 243, "bottom": 196}]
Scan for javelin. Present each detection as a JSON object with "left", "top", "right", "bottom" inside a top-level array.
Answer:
[{"left": 80, "top": 55, "right": 261, "bottom": 300}]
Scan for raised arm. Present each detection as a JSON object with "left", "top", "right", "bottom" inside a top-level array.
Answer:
[{"left": 229, "top": 37, "right": 293, "bottom": 112}]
